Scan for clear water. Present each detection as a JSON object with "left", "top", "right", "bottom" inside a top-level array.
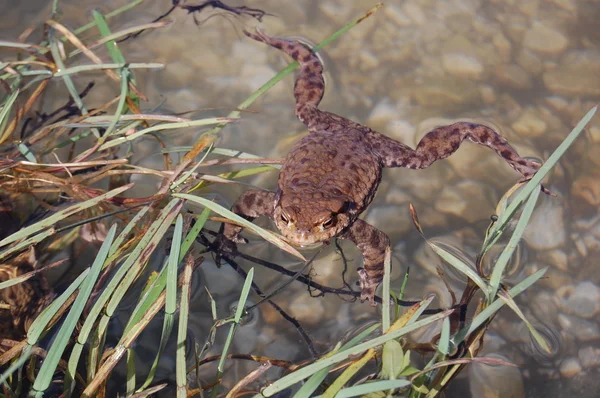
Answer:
[{"left": 2, "top": 0, "right": 599, "bottom": 396}]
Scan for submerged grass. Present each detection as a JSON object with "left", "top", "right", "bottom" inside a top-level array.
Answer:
[{"left": 0, "top": 0, "right": 595, "bottom": 397}]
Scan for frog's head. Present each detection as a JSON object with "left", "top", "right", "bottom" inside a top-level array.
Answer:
[{"left": 273, "top": 190, "right": 356, "bottom": 246}]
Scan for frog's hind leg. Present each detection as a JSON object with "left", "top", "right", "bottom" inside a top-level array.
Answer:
[
  {"left": 340, "top": 219, "right": 390, "bottom": 306},
  {"left": 244, "top": 28, "right": 325, "bottom": 129},
  {"left": 368, "top": 122, "right": 544, "bottom": 184}
]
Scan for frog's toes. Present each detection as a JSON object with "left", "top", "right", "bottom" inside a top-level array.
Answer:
[{"left": 357, "top": 267, "right": 378, "bottom": 306}]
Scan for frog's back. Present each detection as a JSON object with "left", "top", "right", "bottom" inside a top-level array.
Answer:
[{"left": 279, "top": 128, "right": 382, "bottom": 212}]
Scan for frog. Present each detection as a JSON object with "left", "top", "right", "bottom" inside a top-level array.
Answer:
[{"left": 216, "top": 28, "right": 544, "bottom": 305}]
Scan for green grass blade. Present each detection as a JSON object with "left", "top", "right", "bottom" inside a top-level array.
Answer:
[
  {"left": 211, "top": 268, "right": 254, "bottom": 398},
  {"left": 323, "top": 349, "right": 375, "bottom": 398},
  {"left": 180, "top": 208, "right": 211, "bottom": 259},
  {"left": 92, "top": 10, "right": 125, "bottom": 64},
  {"left": 138, "top": 215, "right": 183, "bottom": 390},
  {"left": 0, "top": 183, "right": 132, "bottom": 248},
  {"left": 485, "top": 106, "right": 596, "bottom": 251},
  {"left": 428, "top": 242, "right": 488, "bottom": 295},
  {"left": 27, "top": 269, "right": 88, "bottom": 343},
  {"left": 126, "top": 349, "right": 136, "bottom": 396},
  {"left": 453, "top": 267, "right": 548, "bottom": 345},
  {"left": 101, "top": 67, "right": 129, "bottom": 139},
  {"left": 438, "top": 317, "right": 450, "bottom": 356},
  {"left": 0, "top": 89, "right": 19, "bottom": 145},
  {"left": 176, "top": 257, "right": 194, "bottom": 398},
  {"left": 48, "top": 29, "right": 100, "bottom": 138},
  {"left": 107, "top": 205, "right": 151, "bottom": 259},
  {"left": 33, "top": 224, "right": 117, "bottom": 395},
  {"left": 262, "top": 309, "right": 450, "bottom": 396},
  {"left": 382, "top": 247, "right": 391, "bottom": 332},
  {"left": 174, "top": 193, "right": 305, "bottom": 262},
  {"left": 53, "top": 63, "right": 162, "bottom": 76},
  {"left": 293, "top": 323, "right": 380, "bottom": 398},
  {"left": 77, "top": 199, "right": 181, "bottom": 378},
  {"left": 0, "top": 228, "right": 55, "bottom": 263},
  {"left": 317, "top": 380, "right": 411, "bottom": 398},
  {"left": 98, "top": 118, "right": 235, "bottom": 150},
  {"left": 488, "top": 187, "right": 540, "bottom": 301},
  {"left": 498, "top": 290, "right": 552, "bottom": 354}
]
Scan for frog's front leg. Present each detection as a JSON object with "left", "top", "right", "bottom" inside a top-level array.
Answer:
[
  {"left": 340, "top": 219, "right": 390, "bottom": 306},
  {"left": 214, "top": 190, "right": 276, "bottom": 263},
  {"left": 367, "top": 122, "right": 542, "bottom": 181},
  {"left": 223, "top": 189, "right": 276, "bottom": 242}
]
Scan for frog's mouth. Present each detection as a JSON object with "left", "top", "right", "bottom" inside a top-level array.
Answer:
[{"left": 280, "top": 231, "right": 327, "bottom": 248}]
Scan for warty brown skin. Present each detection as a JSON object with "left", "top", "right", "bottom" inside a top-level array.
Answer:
[{"left": 220, "top": 29, "right": 543, "bottom": 305}]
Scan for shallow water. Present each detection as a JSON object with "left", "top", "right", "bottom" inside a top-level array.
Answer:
[{"left": 2, "top": 0, "right": 600, "bottom": 396}]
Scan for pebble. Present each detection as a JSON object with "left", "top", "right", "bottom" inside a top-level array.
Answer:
[
  {"left": 434, "top": 181, "right": 495, "bottom": 223},
  {"left": 469, "top": 354, "right": 525, "bottom": 398},
  {"left": 523, "top": 22, "right": 569, "bottom": 54},
  {"left": 555, "top": 282, "right": 600, "bottom": 318},
  {"left": 442, "top": 53, "right": 485, "bottom": 80},
  {"left": 578, "top": 346, "right": 600, "bottom": 368},
  {"left": 511, "top": 108, "right": 547, "bottom": 137},
  {"left": 364, "top": 204, "right": 412, "bottom": 235},
  {"left": 523, "top": 200, "right": 566, "bottom": 250},
  {"left": 543, "top": 67, "right": 600, "bottom": 97},
  {"left": 557, "top": 314, "right": 600, "bottom": 342},
  {"left": 412, "top": 77, "right": 480, "bottom": 107},
  {"left": 559, "top": 357, "right": 582, "bottom": 378},
  {"left": 288, "top": 292, "right": 327, "bottom": 326},
  {"left": 494, "top": 64, "right": 533, "bottom": 90},
  {"left": 572, "top": 175, "right": 600, "bottom": 207}
]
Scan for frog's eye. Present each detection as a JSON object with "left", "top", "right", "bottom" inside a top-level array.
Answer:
[
  {"left": 280, "top": 212, "right": 290, "bottom": 224},
  {"left": 322, "top": 216, "right": 335, "bottom": 229}
]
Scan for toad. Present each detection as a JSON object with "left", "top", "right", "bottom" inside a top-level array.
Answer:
[{"left": 217, "top": 29, "right": 543, "bottom": 305}]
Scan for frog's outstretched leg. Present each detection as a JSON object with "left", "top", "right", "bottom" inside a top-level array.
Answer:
[
  {"left": 340, "top": 219, "right": 390, "bottom": 306},
  {"left": 244, "top": 28, "right": 325, "bottom": 131},
  {"left": 366, "top": 122, "right": 549, "bottom": 192}
]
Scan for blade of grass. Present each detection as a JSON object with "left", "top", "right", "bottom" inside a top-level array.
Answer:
[
  {"left": 0, "top": 270, "right": 87, "bottom": 385},
  {"left": 261, "top": 309, "right": 450, "bottom": 397},
  {"left": 126, "top": 349, "right": 136, "bottom": 396},
  {"left": 180, "top": 208, "right": 211, "bottom": 258},
  {"left": 484, "top": 106, "right": 596, "bottom": 252},
  {"left": 0, "top": 228, "right": 55, "bottom": 263},
  {"left": 428, "top": 242, "right": 488, "bottom": 295},
  {"left": 0, "top": 89, "right": 19, "bottom": 145},
  {"left": 82, "top": 272, "right": 170, "bottom": 398},
  {"left": 438, "top": 317, "right": 450, "bottom": 356},
  {"left": 98, "top": 117, "right": 235, "bottom": 150},
  {"left": 382, "top": 247, "right": 392, "bottom": 332},
  {"left": 48, "top": 29, "right": 100, "bottom": 138},
  {"left": 498, "top": 290, "right": 552, "bottom": 354},
  {"left": 323, "top": 349, "right": 376, "bottom": 398},
  {"left": 293, "top": 323, "right": 380, "bottom": 398},
  {"left": 211, "top": 268, "right": 255, "bottom": 398},
  {"left": 92, "top": 10, "right": 125, "bottom": 64},
  {"left": 176, "top": 256, "right": 194, "bottom": 398},
  {"left": 32, "top": 224, "right": 117, "bottom": 396},
  {"left": 174, "top": 193, "right": 305, "bottom": 261},
  {"left": 138, "top": 215, "right": 183, "bottom": 390},
  {"left": 453, "top": 267, "right": 548, "bottom": 345},
  {"left": 0, "top": 183, "right": 132, "bottom": 248},
  {"left": 79, "top": 200, "right": 181, "bottom": 380},
  {"left": 53, "top": 62, "right": 162, "bottom": 76},
  {"left": 318, "top": 380, "right": 411, "bottom": 398},
  {"left": 488, "top": 187, "right": 540, "bottom": 301}
]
